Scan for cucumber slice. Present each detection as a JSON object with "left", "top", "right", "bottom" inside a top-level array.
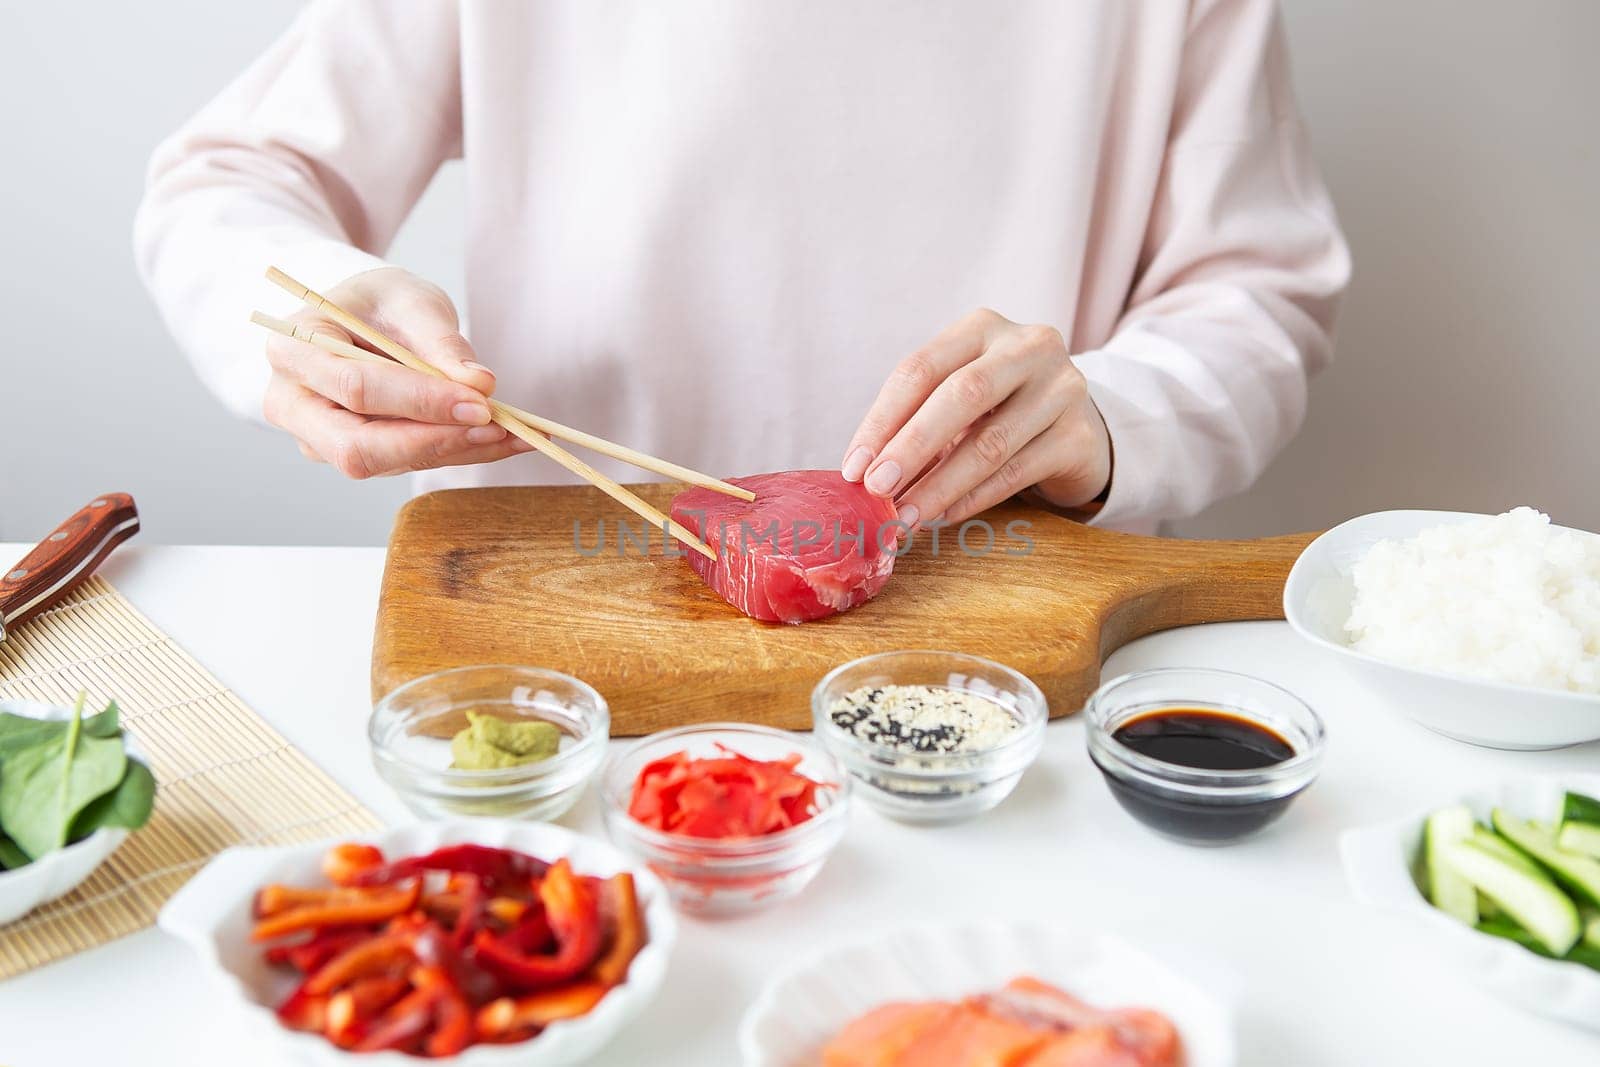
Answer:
[
  {"left": 1423, "top": 806, "right": 1479, "bottom": 923},
  {"left": 1587, "top": 914, "right": 1600, "bottom": 951},
  {"left": 1469, "top": 827, "right": 1542, "bottom": 874},
  {"left": 1561, "top": 791, "right": 1600, "bottom": 825},
  {"left": 1558, "top": 792, "right": 1600, "bottom": 858},
  {"left": 1478, "top": 917, "right": 1600, "bottom": 974},
  {"left": 1446, "top": 837, "right": 1580, "bottom": 955},
  {"left": 1492, "top": 808, "right": 1600, "bottom": 908},
  {"left": 1478, "top": 915, "right": 1553, "bottom": 953},
  {"left": 1557, "top": 822, "right": 1600, "bottom": 858}
]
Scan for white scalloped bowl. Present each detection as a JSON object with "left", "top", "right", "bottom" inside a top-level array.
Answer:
[
  {"left": 0, "top": 700, "right": 142, "bottom": 925},
  {"left": 159, "top": 820, "right": 677, "bottom": 1066},
  {"left": 738, "top": 920, "right": 1235, "bottom": 1067},
  {"left": 1284, "top": 510, "right": 1600, "bottom": 750},
  {"left": 1341, "top": 774, "right": 1600, "bottom": 1031}
]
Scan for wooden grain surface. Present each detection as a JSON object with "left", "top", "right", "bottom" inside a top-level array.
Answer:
[{"left": 374, "top": 485, "right": 1315, "bottom": 734}]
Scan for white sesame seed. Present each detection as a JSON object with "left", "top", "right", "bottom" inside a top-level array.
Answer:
[{"left": 829, "top": 684, "right": 1020, "bottom": 754}]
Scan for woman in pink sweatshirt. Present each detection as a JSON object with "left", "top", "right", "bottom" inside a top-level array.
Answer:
[{"left": 136, "top": 0, "right": 1348, "bottom": 534}]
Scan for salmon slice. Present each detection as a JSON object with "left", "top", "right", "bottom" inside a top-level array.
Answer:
[
  {"left": 822, "top": 1002, "right": 951, "bottom": 1067},
  {"left": 1017, "top": 1027, "right": 1144, "bottom": 1067},
  {"left": 890, "top": 1002, "right": 1050, "bottom": 1067},
  {"left": 990, "top": 979, "right": 1181, "bottom": 1067},
  {"left": 821, "top": 978, "right": 1182, "bottom": 1067},
  {"left": 1101, "top": 1009, "right": 1182, "bottom": 1067}
]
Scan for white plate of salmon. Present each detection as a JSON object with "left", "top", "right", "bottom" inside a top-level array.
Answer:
[{"left": 738, "top": 920, "right": 1234, "bottom": 1066}]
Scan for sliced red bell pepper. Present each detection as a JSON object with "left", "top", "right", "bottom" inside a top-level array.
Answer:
[
  {"left": 325, "top": 974, "right": 408, "bottom": 1048},
  {"left": 479, "top": 1025, "right": 540, "bottom": 1045},
  {"left": 420, "top": 890, "right": 465, "bottom": 927},
  {"left": 472, "top": 859, "right": 601, "bottom": 990},
  {"left": 449, "top": 874, "right": 487, "bottom": 950},
  {"left": 403, "top": 916, "right": 502, "bottom": 1009},
  {"left": 264, "top": 940, "right": 300, "bottom": 967},
  {"left": 321, "top": 842, "right": 386, "bottom": 886},
  {"left": 475, "top": 982, "right": 609, "bottom": 1038},
  {"left": 499, "top": 904, "right": 553, "bottom": 954},
  {"left": 588, "top": 873, "right": 646, "bottom": 987},
  {"left": 486, "top": 895, "right": 531, "bottom": 928},
  {"left": 412, "top": 965, "right": 474, "bottom": 1057},
  {"left": 275, "top": 980, "right": 329, "bottom": 1033},
  {"left": 353, "top": 843, "right": 548, "bottom": 890},
  {"left": 255, "top": 884, "right": 369, "bottom": 918},
  {"left": 280, "top": 928, "right": 370, "bottom": 974},
  {"left": 252, "top": 879, "right": 420, "bottom": 942},
  {"left": 304, "top": 929, "right": 417, "bottom": 996},
  {"left": 351, "top": 985, "right": 438, "bottom": 1054}
]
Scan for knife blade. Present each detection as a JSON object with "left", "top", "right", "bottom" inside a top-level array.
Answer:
[{"left": 0, "top": 493, "right": 140, "bottom": 643}]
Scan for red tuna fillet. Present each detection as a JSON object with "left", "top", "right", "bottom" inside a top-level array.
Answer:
[{"left": 670, "top": 470, "right": 900, "bottom": 623}]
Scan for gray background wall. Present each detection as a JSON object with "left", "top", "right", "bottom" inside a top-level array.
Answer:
[{"left": 2, "top": 1, "right": 1595, "bottom": 546}]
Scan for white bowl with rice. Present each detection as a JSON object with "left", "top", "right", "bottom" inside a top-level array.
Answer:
[{"left": 1284, "top": 508, "right": 1600, "bottom": 750}]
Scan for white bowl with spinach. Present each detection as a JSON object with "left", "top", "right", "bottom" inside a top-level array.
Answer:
[{"left": 0, "top": 696, "right": 155, "bottom": 924}]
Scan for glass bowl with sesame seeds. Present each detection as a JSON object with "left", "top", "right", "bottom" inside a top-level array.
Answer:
[{"left": 811, "top": 650, "right": 1048, "bottom": 824}]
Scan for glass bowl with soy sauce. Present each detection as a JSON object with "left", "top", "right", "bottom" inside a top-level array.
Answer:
[{"left": 1085, "top": 668, "right": 1325, "bottom": 846}]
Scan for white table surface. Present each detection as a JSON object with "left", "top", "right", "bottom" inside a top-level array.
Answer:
[{"left": 2, "top": 543, "right": 1596, "bottom": 1066}]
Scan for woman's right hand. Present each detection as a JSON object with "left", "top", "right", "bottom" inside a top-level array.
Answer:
[{"left": 262, "top": 267, "right": 532, "bottom": 478}]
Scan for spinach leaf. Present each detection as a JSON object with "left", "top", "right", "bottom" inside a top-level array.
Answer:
[
  {"left": 83, "top": 701, "right": 121, "bottom": 738},
  {"left": 0, "top": 833, "right": 28, "bottom": 870},
  {"left": 0, "top": 713, "right": 66, "bottom": 759},
  {"left": 69, "top": 758, "right": 155, "bottom": 839},
  {"left": 0, "top": 701, "right": 117, "bottom": 755},
  {"left": 0, "top": 697, "right": 126, "bottom": 860}
]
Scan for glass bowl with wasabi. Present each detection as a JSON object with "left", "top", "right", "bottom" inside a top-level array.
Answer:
[
  {"left": 812, "top": 650, "right": 1048, "bottom": 824},
  {"left": 369, "top": 666, "right": 609, "bottom": 821}
]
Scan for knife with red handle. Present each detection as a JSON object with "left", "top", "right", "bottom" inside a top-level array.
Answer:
[{"left": 0, "top": 493, "right": 140, "bottom": 642}]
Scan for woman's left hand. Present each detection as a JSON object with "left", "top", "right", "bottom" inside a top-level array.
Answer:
[{"left": 841, "top": 309, "right": 1113, "bottom": 527}]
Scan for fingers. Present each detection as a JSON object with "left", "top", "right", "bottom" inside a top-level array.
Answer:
[
  {"left": 359, "top": 274, "right": 498, "bottom": 396},
  {"left": 265, "top": 378, "right": 528, "bottom": 479},
  {"left": 843, "top": 309, "right": 1115, "bottom": 526},
  {"left": 925, "top": 394, "right": 1110, "bottom": 526},
  {"left": 859, "top": 330, "right": 1049, "bottom": 500},
  {"left": 422, "top": 434, "right": 536, "bottom": 469},
  {"left": 926, "top": 424, "right": 1076, "bottom": 527},
  {"left": 840, "top": 309, "right": 1007, "bottom": 486},
  {"left": 894, "top": 375, "right": 1072, "bottom": 526},
  {"left": 266, "top": 327, "right": 493, "bottom": 426}
]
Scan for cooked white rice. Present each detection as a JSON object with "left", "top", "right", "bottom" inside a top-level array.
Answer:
[{"left": 1344, "top": 507, "right": 1600, "bottom": 694}]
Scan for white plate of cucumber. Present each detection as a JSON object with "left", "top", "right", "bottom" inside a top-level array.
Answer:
[{"left": 1341, "top": 775, "right": 1600, "bottom": 1032}]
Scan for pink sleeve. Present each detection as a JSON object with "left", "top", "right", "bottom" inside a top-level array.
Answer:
[
  {"left": 133, "top": 0, "right": 462, "bottom": 421},
  {"left": 1075, "top": 0, "right": 1351, "bottom": 528}
]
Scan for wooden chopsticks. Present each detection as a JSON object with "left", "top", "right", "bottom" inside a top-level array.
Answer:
[{"left": 254, "top": 267, "right": 727, "bottom": 560}]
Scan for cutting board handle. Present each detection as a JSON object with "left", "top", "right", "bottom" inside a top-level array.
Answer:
[
  {"left": 0, "top": 493, "right": 140, "bottom": 633},
  {"left": 1097, "top": 530, "right": 1318, "bottom": 655}
]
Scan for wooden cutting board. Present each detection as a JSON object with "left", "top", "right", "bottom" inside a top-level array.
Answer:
[{"left": 374, "top": 485, "right": 1315, "bottom": 734}]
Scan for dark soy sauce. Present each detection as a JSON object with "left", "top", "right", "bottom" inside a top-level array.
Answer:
[
  {"left": 1114, "top": 709, "right": 1294, "bottom": 770},
  {"left": 1095, "top": 707, "right": 1300, "bottom": 844}
]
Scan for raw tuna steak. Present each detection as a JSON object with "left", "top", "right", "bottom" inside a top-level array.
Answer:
[{"left": 670, "top": 470, "right": 900, "bottom": 624}]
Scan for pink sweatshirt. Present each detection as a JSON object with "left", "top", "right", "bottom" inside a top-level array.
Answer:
[{"left": 135, "top": 0, "right": 1349, "bottom": 532}]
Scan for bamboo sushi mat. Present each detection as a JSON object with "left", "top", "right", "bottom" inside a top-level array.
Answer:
[{"left": 0, "top": 575, "right": 379, "bottom": 979}]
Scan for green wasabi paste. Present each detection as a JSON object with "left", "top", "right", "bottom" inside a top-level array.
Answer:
[{"left": 450, "top": 711, "right": 562, "bottom": 770}]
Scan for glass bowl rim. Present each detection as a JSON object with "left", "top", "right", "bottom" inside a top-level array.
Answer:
[
  {"left": 601, "top": 721, "right": 850, "bottom": 858},
  {"left": 1084, "top": 666, "right": 1326, "bottom": 791},
  {"left": 810, "top": 649, "right": 1050, "bottom": 767},
  {"left": 369, "top": 664, "right": 611, "bottom": 786}
]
